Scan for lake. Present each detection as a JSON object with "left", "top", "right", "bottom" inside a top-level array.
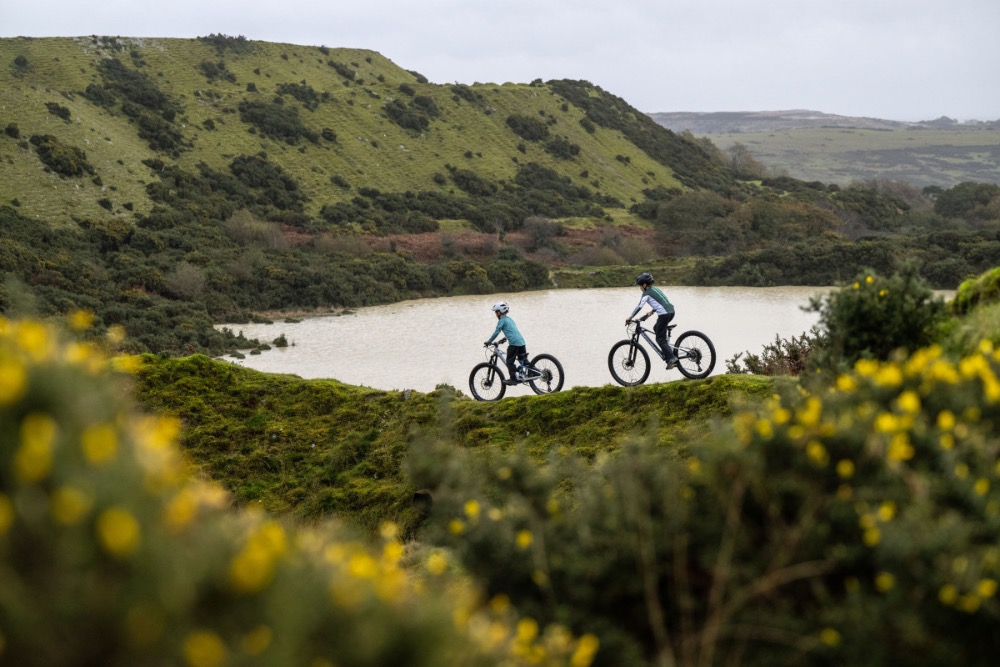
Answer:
[{"left": 218, "top": 286, "right": 836, "bottom": 395}]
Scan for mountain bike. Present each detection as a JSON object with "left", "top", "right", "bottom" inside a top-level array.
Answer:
[
  {"left": 608, "top": 316, "right": 716, "bottom": 386},
  {"left": 469, "top": 338, "right": 565, "bottom": 401}
]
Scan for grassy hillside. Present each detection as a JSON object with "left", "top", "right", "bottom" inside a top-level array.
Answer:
[
  {"left": 0, "top": 35, "right": 692, "bottom": 225},
  {"left": 131, "top": 353, "right": 777, "bottom": 534}
]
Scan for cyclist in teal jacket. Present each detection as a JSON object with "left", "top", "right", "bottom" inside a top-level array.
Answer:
[
  {"left": 625, "top": 272, "right": 678, "bottom": 367},
  {"left": 485, "top": 301, "right": 527, "bottom": 385}
]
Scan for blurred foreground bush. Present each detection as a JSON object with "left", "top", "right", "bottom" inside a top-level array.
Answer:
[
  {"left": 411, "top": 342, "right": 1000, "bottom": 666},
  {"left": 0, "top": 316, "right": 596, "bottom": 667}
]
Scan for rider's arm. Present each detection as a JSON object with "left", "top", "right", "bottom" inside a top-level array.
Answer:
[
  {"left": 627, "top": 295, "right": 649, "bottom": 320},
  {"left": 485, "top": 319, "right": 503, "bottom": 345}
]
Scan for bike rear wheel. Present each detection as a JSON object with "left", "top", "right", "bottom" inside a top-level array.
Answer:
[
  {"left": 608, "top": 340, "right": 650, "bottom": 386},
  {"left": 527, "top": 354, "right": 564, "bottom": 395},
  {"left": 469, "top": 362, "right": 507, "bottom": 401},
  {"left": 675, "top": 331, "right": 716, "bottom": 379}
]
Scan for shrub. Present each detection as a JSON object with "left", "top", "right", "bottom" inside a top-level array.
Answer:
[
  {"left": 952, "top": 266, "right": 1000, "bottom": 316},
  {"left": 412, "top": 341, "right": 1000, "bottom": 666},
  {"left": 28, "top": 134, "right": 95, "bottom": 177},
  {"left": 506, "top": 114, "right": 550, "bottom": 141},
  {"left": 543, "top": 136, "right": 580, "bottom": 160},
  {"left": 805, "top": 265, "right": 948, "bottom": 377},
  {"left": 45, "top": 102, "right": 72, "bottom": 122},
  {"left": 197, "top": 33, "right": 255, "bottom": 55},
  {"left": 0, "top": 317, "right": 597, "bottom": 667},
  {"left": 238, "top": 100, "right": 317, "bottom": 144},
  {"left": 4, "top": 123, "right": 19, "bottom": 139},
  {"left": 726, "top": 332, "right": 814, "bottom": 376},
  {"left": 198, "top": 60, "right": 237, "bottom": 83}
]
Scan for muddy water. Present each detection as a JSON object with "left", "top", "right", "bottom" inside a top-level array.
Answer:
[{"left": 217, "top": 286, "right": 843, "bottom": 395}]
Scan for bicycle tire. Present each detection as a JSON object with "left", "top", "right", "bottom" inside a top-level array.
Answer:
[
  {"left": 675, "top": 331, "right": 716, "bottom": 379},
  {"left": 608, "top": 340, "right": 650, "bottom": 386},
  {"left": 527, "top": 353, "right": 564, "bottom": 395},
  {"left": 469, "top": 362, "right": 507, "bottom": 401}
]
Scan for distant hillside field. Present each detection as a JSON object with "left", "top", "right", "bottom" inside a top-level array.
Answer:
[{"left": 650, "top": 110, "right": 1000, "bottom": 188}]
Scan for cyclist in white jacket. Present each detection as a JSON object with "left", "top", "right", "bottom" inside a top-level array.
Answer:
[{"left": 625, "top": 272, "right": 678, "bottom": 367}]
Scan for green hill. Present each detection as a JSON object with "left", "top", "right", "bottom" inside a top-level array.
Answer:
[{"left": 0, "top": 35, "right": 726, "bottom": 226}]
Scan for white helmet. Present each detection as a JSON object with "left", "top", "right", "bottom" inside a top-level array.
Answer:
[{"left": 491, "top": 301, "right": 509, "bottom": 314}]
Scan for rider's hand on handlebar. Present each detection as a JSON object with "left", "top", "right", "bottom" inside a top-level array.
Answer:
[{"left": 483, "top": 341, "right": 490, "bottom": 348}]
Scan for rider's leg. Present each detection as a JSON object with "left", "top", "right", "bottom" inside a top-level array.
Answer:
[
  {"left": 505, "top": 345, "right": 526, "bottom": 384},
  {"left": 654, "top": 313, "right": 676, "bottom": 363}
]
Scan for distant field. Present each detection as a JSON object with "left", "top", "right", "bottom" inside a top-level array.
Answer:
[{"left": 706, "top": 127, "right": 1000, "bottom": 188}]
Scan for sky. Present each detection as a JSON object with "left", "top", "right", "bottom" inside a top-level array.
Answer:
[{"left": 3, "top": 0, "right": 998, "bottom": 122}]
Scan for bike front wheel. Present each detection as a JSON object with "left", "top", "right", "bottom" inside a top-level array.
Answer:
[
  {"left": 675, "top": 331, "right": 716, "bottom": 379},
  {"left": 527, "top": 354, "right": 564, "bottom": 395},
  {"left": 469, "top": 362, "right": 507, "bottom": 401},
  {"left": 608, "top": 340, "right": 650, "bottom": 386}
]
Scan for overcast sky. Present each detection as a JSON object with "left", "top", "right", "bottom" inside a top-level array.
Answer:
[{"left": 3, "top": 0, "right": 997, "bottom": 121}]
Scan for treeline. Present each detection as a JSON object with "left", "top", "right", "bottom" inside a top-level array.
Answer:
[{"left": 632, "top": 178, "right": 1000, "bottom": 288}]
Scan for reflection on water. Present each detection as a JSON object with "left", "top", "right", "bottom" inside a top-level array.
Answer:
[{"left": 218, "top": 286, "right": 838, "bottom": 395}]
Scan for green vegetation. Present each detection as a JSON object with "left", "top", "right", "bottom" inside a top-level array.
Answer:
[
  {"left": 2, "top": 37, "right": 1000, "bottom": 361},
  {"left": 6, "top": 254, "right": 1000, "bottom": 666},
  {"left": 0, "top": 316, "right": 597, "bottom": 667}
]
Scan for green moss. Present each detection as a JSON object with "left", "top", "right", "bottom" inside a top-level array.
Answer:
[{"left": 133, "top": 353, "right": 775, "bottom": 535}]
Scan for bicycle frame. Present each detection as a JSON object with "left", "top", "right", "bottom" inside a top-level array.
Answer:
[
  {"left": 485, "top": 339, "right": 539, "bottom": 380},
  {"left": 627, "top": 322, "right": 673, "bottom": 360}
]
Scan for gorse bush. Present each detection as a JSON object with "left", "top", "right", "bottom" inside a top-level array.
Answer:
[
  {"left": 28, "top": 134, "right": 95, "bottom": 177},
  {"left": 952, "top": 266, "right": 1000, "bottom": 316},
  {"left": 726, "top": 332, "right": 814, "bottom": 376},
  {"left": 0, "top": 315, "right": 597, "bottom": 667},
  {"left": 411, "top": 341, "right": 1000, "bottom": 666},
  {"left": 805, "top": 266, "right": 948, "bottom": 377}
]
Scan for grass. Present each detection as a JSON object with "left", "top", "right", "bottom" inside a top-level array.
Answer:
[{"left": 132, "top": 353, "right": 776, "bottom": 536}]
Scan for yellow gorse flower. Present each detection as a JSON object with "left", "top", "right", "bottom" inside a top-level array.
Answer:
[
  {"left": 229, "top": 520, "right": 288, "bottom": 593},
  {"left": 82, "top": 423, "right": 118, "bottom": 465},
  {"left": 570, "top": 634, "right": 600, "bottom": 667},
  {"left": 183, "top": 630, "right": 227, "bottom": 667},
  {"left": 0, "top": 356, "right": 27, "bottom": 404},
  {"left": 464, "top": 499, "right": 481, "bottom": 519},
  {"left": 97, "top": 506, "right": 141, "bottom": 557},
  {"left": 15, "top": 412, "right": 58, "bottom": 483},
  {"left": 51, "top": 486, "right": 93, "bottom": 525},
  {"left": 241, "top": 625, "right": 272, "bottom": 656}
]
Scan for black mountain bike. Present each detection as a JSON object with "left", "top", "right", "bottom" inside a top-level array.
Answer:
[
  {"left": 608, "top": 316, "right": 716, "bottom": 386},
  {"left": 469, "top": 338, "right": 565, "bottom": 401}
]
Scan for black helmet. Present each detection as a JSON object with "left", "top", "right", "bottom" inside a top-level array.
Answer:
[{"left": 634, "top": 272, "right": 654, "bottom": 286}]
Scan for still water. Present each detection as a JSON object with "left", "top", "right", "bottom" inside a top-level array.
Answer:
[{"left": 218, "top": 286, "right": 833, "bottom": 395}]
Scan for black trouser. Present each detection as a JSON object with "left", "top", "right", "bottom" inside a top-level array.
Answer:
[
  {"left": 507, "top": 345, "right": 526, "bottom": 380},
  {"left": 654, "top": 312, "right": 675, "bottom": 359}
]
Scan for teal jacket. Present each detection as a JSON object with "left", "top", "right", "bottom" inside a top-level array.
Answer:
[{"left": 486, "top": 315, "right": 526, "bottom": 347}]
